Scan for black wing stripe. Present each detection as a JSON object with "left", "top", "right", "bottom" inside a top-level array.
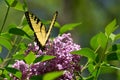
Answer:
[{"left": 25, "top": 12, "right": 34, "bottom": 30}]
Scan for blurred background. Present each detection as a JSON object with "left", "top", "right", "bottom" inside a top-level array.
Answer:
[
  {"left": 1, "top": 0, "right": 120, "bottom": 47},
  {"left": 0, "top": 0, "right": 120, "bottom": 80}
]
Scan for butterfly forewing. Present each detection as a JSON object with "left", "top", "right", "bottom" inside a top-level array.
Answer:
[{"left": 27, "top": 12, "right": 46, "bottom": 46}]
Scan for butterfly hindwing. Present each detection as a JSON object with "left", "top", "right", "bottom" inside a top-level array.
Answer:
[{"left": 25, "top": 11, "right": 58, "bottom": 49}]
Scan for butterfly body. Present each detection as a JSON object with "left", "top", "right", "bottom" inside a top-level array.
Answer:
[{"left": 25, "top": 11, "right": 58, "bottom": 50}]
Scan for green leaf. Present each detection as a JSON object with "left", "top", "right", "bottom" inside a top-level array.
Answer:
[
  {"left": 0, "top": 57, "right": 3, "bottom": 64},
  {"left": 115, "top": 33, "right": 120, "bottom": 41},
  {"left": 13, "top": 1, "right": 24, "bottom": 11},
  {"left": 105, "top": 19, "right": 118, "bottom": 37},
  {"left": 41, "top": 20, "right": 60, "bottom": 28},
  {"left": 22, "top": 25, "right": 33, "bottom": 36},
  {"left": 107, "top": 53, "right": 118, "bottom": 61},
  {"left": 5, "top": 67, "right": 22, "bottom": 79},
  {"left": 34, "top": 55, "right": 55, "bottom": 63},
  {"left": 5, "top": 0, "right": 17, "bottom": 6},
  {"left": 108, "top": 44, "right": 120, "bottom": 60},
  {"left": 5, "top": 0, "right": 24, "bottom": 11},
  {"left": 97, "top": 32, "right": 107, "bottom": 49},
  {"left": 90, "top": 32, "right": 107, "bottom": 50},
  {"left": 90, "top": 33, "right": 99, "bottom": 50},
  {"left": 112, "top": 44, "right": 120, "bottom": 51},
  {"left": 60, "top": 23, "right": 81, "bottom": 34},
  {"left": 0, "top": 70, "right": 2, "bottom": 75},
  {"left": 54, "top": 22, "right": 61, "bottom": 28},
  {"left": 30, "top": 75, "right": 43, "bottom": 80},
  {"left": 100, "top": 63, "right": 119, "bottom": 74},
  {"left": 8, "top": 24, "right": 17, "bottom": 28},
  {"left": 9, "top": 28, "right": 31, "bottom": 39},
  {"left": 88, "top": 63, "right": 95, "bottom": 73},
  {"left": 30, "top": 71, "right": 63, "bottom": 80},
  {"left": 9, "top": 28, "right": 25, "bottom": 36},
  {"left": 71, "top": 48, "right": 96, "bottom": 61},
  {"left": 109, "top": 33, "right": 116, "bottom": 42},
  {"left": 19, "top": 43, "right": 27, "bottom": 50},
  {"left": 24, "top": 52, "right": 36, "bottom": 64},
  {"left": 116, "top": 50, "right": 120, "bottom": 60},
  {"left": 0, "top": 36, "right": 12, "bottom": 50},
  {"left": 0, "top": 46, "right": 2, "bottom": 53},
  {"left": 105, "top": 64, "right": 120, "bottom": 70},
  {"left": 43, "top": 71, "right": 63, "bottom": 80},
  {"left": 13, "top": 53, "right": 25, "bottom": 60},
  {"left": 1, "top": 32, "right": 12, "bottom": 41},
  {"left": 2, "top": 69, "right": 10, "bottom": 79}
]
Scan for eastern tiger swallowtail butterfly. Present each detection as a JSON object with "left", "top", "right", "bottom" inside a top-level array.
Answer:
[{"left": 25, "top": 11, "right": 58, "bottom": 50}]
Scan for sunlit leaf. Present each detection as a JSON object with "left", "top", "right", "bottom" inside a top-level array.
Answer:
[
  {"left": 22, "top": 25, "right": 33, "bottom": 36},
  {"left": 90, "top": 33, "right": 99, "bottom": 50},
  {"left": 5, "top": 67, "right": 22, "bottom": 79},
  {"left": 54, "top": 22, "right": 61, "bottom": 28},
  {"left": 14, "top": 1, "right": 24, "bottom": 11},
  {"left": 5, "top": 0, "right": 24, "bottom": 11},
  {"left": 109, "top": 33, "right": 116, "bottom": 42},
  {"left": 34, "top": 55, "right": 55, "bottom": 63},
  {"left": 97, "top": 32, "right": 107, "bottom": 49},
  {"left": 0, "top": 36, "right": 12, "bottom": 50},
  {"left": 30, "top": 71, "right": 63, "bottom": 80},
  {"left": 24, "top": 52, "right": 36, "bottom": 64},
  {"left": 60, "top": 23, "right": 81, "bottom": 34},
  {"left": 105, "top": 19, "right": 118, "bottom": 37},
  {"left": 5, "top": 0, "right": 17, "bottom": 6},
  {"left": 43, "top": 71, "right": 63, "bottom": 80},
  {"left": 71, "top": 48, "right": 96, "bottom": 61},
  {"left": 90, "top": 32, "right": 107, "bottom": 50}
]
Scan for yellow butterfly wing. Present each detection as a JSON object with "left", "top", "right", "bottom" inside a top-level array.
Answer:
[{"left": 25, "top": 11, "right": 58, "bottom": 48}]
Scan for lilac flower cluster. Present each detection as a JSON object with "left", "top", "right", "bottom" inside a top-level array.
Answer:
[
  {"left": 11, "top": 33, "right": 81, "bottom": 80},
  {"left": 10, "top": 60, "right": 29, "bottom": 80}
]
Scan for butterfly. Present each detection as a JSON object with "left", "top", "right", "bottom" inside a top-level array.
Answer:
[{"left": 25, "top": 11, "right": 58, "bottom": 50}]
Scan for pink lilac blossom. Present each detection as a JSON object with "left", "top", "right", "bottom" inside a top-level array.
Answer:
[{"left": 10, "top": 33, "right": 81, "bottom": 80}]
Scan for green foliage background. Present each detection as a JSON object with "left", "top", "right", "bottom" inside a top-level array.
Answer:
[
  {"left": 1, "top": 0, "right": 120, "bottom": 46},
  {"left": 0, "top": 0, "right": 120, "bottom": 80}
]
